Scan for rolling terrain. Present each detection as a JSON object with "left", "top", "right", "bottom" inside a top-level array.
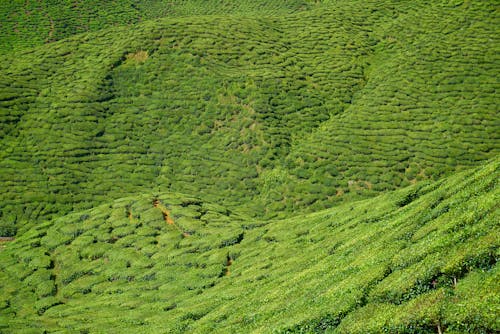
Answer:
[
  {"left": 0, "top": 0, "right": 312, "bottom": 54},
  {"left": 1, "top": 157, "right": 498, "bottom": 332},
  {"left": 0, "top": 0, "right": 498, "bottom": 236},
  {"left": 0, "top": 0, "right": 499, "bottom": 332}
]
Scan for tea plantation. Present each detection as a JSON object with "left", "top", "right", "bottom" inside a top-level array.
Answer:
[
  {"left": 1, "top": 156, "right": 498, "bottom": 333},
  {"left": 0, "top": 0, "right": 312, "bottom": 54},
  {"left": 0, "top": 0, "right": 498, "bottom": 332}
]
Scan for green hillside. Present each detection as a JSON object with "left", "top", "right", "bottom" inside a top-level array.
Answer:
[
  {"left": 0, "top": 0, "right": 499, "bottom": 332},
  {"left": 1, "top": 157, "right": 498, "bottom": 333},
  {"left": 0, "top": 0, "right": 312, "bottom": 54},
  {"left": 1, "top": 0, "right": 498, "bottom": 237}
]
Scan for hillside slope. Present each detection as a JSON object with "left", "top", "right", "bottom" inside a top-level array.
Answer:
[
  {"left": 1, "top": 0, "right": 498, "bottom": 236},
  {"left": 0, "top": 0, "right": 313, "bottom": 54},
  {"left": 0, "top": 157, "right": 498, "bottom": 333}
]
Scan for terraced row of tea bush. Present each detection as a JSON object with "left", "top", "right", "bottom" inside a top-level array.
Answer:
[
  {"left": 280, "top": 0, "right": 500, "bottom": 212},
  {"left": 1, "top": 157, "right": 497, "bottom": 333},
  {"left": 0, "top": 0, "right": 313, "bottom": 54},
  {"left": 0, "top": 0, "right": 498, "bottom": 235}
]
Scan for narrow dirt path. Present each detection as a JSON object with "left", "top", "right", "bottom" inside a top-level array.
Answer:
[
  {"left": 222, "top": 254, "right": 233, "bottom": 277},
  {"left": 127, "top": 209, "right": 134, "bottom": 224},
  {"left": 44, "top": 13, "right": 55, "bottom": 42},
  {"left": 153, "top": 199, "right": 190, "bottom": 237},
  {"left": 226, "top": 255, "right": 233, "bottom": 276}
]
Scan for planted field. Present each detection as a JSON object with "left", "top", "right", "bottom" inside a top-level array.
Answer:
[
  {"left": 0, "top": 0, "right": 312, "bottom": 54},
  {"left": 0, "top": 0, "right": 498, "bottom": 332},
  {"left": 1, "top": 0, "right": 498, "bottom": 236},
  {"left": 0, "top": 157, "right": 498, "bottom": 332}
]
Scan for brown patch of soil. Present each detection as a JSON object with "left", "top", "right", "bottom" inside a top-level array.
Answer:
[
  {"left": 126, "top": 50, "right": 149, "bottom": 63},
  {"left": 224, "top": 255, "right": 233, "bottom": 276},
  {"left": 0, "top": 237, "right": 14, "bottom": 242},
  {"left": 0, "top": 237, "right": 14, "bottom": 250},
  {"left": 153, "top": 198, "right": 189, "bottom": 237}
]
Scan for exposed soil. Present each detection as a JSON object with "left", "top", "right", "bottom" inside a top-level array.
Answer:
[
  {"left": 223, "top": 254, "right": 233, "bottom": 276},
  {"left": 0, "top": 237, "right": 14, "bottom": 250},
  {"left": 153, "top": 198, "right": 189, "bottom": 236}
]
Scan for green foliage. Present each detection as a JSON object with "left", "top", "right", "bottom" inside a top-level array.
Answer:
[
  {"left": 0, "top": 158, "right": 497, "bottom": 332},
  {"left": 0, "top": 0, "right": 498, "bottom": 332},
  {"left": 0, "top": 0, "right": 313, "bottom": 54},
  {"left": 0, "top": 221, "right": 16, "bottom": 237},
  {"left": 0, "top": 0, "right": 498, "bottom": 234}
]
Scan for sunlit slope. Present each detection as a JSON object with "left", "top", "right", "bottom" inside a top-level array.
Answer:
[
  {"left": 0, "top": 0, "right": 499, "bottom": 235},
  {"left": 275, "top": 0, "right": 500, "bottom": 212},
  {"left": 0, "top": 158, "right": 497, "bottom": 333},
  {"left": 0, "top": 3, "right": 382, "bottom": 233},
  {"left": 0, "top": 0, "right": 312, "bottom": 54}
]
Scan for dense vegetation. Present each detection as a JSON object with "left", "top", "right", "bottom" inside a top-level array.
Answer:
[
  {"left": 1, "top": 0, "right": 498, "bottom": 237},
  {"left": 0, "top": 0, "right": 312, "bottom": 54},
  {"left": 1, "top": 157, "right": 498, "bottom": 332},
  {"left": 0, "top": 0, "right": 498, "bottom": 332}
]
